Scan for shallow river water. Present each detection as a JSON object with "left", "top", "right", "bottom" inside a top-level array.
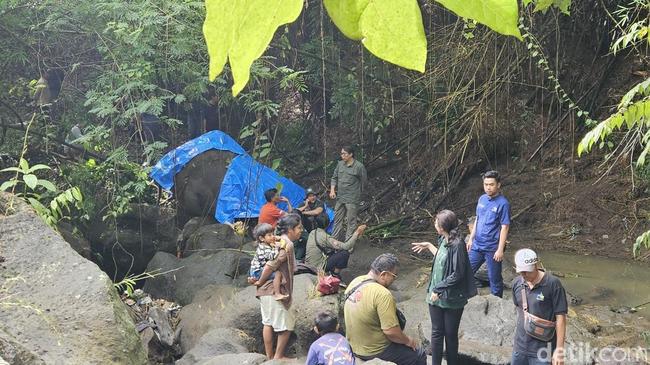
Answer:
[{"left": 536, "top": 250, "right": 650, "bottom": 312}]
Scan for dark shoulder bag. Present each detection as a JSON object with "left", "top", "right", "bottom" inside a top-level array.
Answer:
[
  {"left": 521, "top": 284, "right": 556, "bottom": 341},
  {"left": 344, "top": 279, "right": 406, "bottom": 330}
]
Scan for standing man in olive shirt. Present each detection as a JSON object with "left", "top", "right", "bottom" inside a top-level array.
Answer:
[{"left": 330, "top": 146, "right": 367, "bottom": 241}]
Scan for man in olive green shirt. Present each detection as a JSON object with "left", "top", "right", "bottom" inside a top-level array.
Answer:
[
  {"left": 330, "top": 146, "right": 367, "bottom": 241},
  {"left": 344, "top": 254, "right": 426, "bottom": 365},
  {"left": 305, "top": 214, "right": 367, "bottom": 275}
]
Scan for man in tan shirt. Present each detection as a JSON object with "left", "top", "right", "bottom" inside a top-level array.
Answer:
[{"left": 344, "top": 253, "right": 426, "bottom": 365}]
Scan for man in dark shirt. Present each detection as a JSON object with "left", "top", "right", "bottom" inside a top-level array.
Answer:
[
  {"left": 330, "top": 146, "right": 367, "bottom": 241},
  {"left": 297, "top": 188, "right": 325, "bottom": 233},
  {"left": 511, "top": 249, "right": 567, "bottom": 365}
]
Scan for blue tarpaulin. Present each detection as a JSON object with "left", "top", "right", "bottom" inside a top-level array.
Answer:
[{"left": 150, "top": 131, "right": 334, "bottom": 227}]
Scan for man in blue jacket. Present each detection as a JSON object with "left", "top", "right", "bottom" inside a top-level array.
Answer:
[{"left": 466, "top": 170, "right": 510, "bottom": 298}]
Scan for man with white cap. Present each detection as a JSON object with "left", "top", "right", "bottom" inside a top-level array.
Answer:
[{"left": 511, "top": 249, "right": 567, "bottom": 365}]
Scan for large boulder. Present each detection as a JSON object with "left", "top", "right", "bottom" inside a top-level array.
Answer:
[
  {"left": 174, "top": 149, "right": 234, "bottom": 223},
  {"left": 176, "top": 327, "right": 255, "bottom": 365},
  {"left": 182, "top": 223, "right": 243, "bottom": 257},
  {"left": 0, "top": 193, "right": 147, "bottom": 364},
  {"left": 196, "top": 353, "right": 267, "bottom": 365},
  {"left": 176, "top": 216, "right": 218, "bottom": 255},
  {"left": 177, "top": 285, "right": 247, "bottom": 353},
  {"left": 143, "top": 251, "right": 251, "bottom": 305},
  {"left": 177, "top": 274, "right": 341, "bottom": 358}
]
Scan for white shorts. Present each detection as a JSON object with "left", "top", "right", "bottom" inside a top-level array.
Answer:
[{"left": 260, "top": 295, "right": 295, "bottom": 332}]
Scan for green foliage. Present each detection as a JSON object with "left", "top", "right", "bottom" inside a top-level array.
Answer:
[
  {"left": 612, "top": 20, "right": 649, "bottom": 53},
  {"left": 322, "top": 0, "right": 368, "bottom": 39},
  {"left": 239, "top": 120, "right": 276, "bottom": 162},
  {"left": 523, "top": 0, "right": 572, "bottom": 15},
  {"left": 611, "top": 0, "right": 650, "bottom": 54},
  {"left": 113, "top": 270, "right": 160, "bottom": 297},
  {"left": 438, "top": 0, "right": 522, "bottom": 39},
  {"left": 324, "top": 0, "right": 427, "bottom": 72},
  {"left": 203, "top": 0, "right": 304, "bottom": 95},
  {"left": 634, "top": 230, "right": 650, "bottom": 257},
  {"left": 1, "top": 159, "right": 85, "bottom": 228},
  {"left": 577, "top": 78, "right": 650, "bottom": 161},
  {"left": 576, "top": 0, "right": 649, "bottom": 256}
]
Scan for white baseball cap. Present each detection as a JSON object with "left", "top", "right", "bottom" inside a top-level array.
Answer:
[{"left": 514, "top": 249, "right": 538, "bottom": 273}]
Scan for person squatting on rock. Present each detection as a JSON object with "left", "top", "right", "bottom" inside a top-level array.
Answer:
[
  {"left": 259, "top": 188, "right": 293, "bottom": 228},
  {"left": 305, "top": 214, "right": 367, "bottom": 279},
  {"left": 466, "top": 170, "right": 511, "bottom": 297},
  {"left": 249, "top": 223, "right": 289, "bottom": 301},
  {"left": 306, "top": 310, "right": 355, "bottom": 365},
  {"left": 330, "top": 146, "right": 367, "bottom": 242},
  {"left": 249, "top": 213, "right": 303, "bottom": 360},
  {"left": 411, "top": 209, "right": 477, "bottom": 365},
  {"left": 344, "top": 253, "right": 426, "bottom": 365},
  {"left": 511, "top": 249, "right": 568, "bottom": 365}
]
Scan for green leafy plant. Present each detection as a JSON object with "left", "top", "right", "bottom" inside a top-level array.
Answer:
[
  {"left": 611, "top": 0, "right": 649, "bottom": 54},
  {"left": 1, "top": 158, "right": 56, "bottom": 193},
  {"left": 576, "top": 0, "right": 650, "bottom": 257},
  {"left": 1, "top": 159, "right": 84, "bottom": 227},
  {"left": 113, "top": 271, "right": 160, "bottom": 297},
  {"left": 634, "top": 230, "right": 650, "bottom": 257},
  {"left": 577, "top": 77, "right": 650, "bottom": 163}
]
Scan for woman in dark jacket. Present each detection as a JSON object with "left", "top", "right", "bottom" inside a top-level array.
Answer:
[{"left": 412, "top": 209, "right": 477, "bottom": 365}]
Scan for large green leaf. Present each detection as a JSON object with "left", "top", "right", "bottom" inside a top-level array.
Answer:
[
  {"left": 324, "top": 0, "right": 427, "bottom": 72},
  {"left": 436, "top": 0, "right": 522, "bottom": 40},
  {"left": 23, "top": 174, "right": 37, "bottom": 190},
  {"left": 27, "top": 164, "right": 51, "bottom": 173},
  {"left": 37, "top": 179, "right": 57, "bottom": 192},
  {"left": 203, "top": 0, "right": 303, "bottom": 96},
  {"left": 323, "top": 0, "right": 369, "bottom": 40},
  {"left": 0, "top": 180, "right": 18, "bottom": 192},
  {"left": 360, "top": 0, "right": 427, "bottom": 72}
]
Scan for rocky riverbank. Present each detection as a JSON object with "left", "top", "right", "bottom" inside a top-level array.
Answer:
[{"left": 1, "top": 192, "right": 647, "bottom": 364}]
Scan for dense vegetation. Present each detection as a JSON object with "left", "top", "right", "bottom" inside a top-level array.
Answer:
[{"left": 1, "top": 0, "right": 649, "bottom": 278}]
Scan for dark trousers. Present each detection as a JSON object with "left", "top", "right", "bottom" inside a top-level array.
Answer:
[
  {"left": 357, "top": 342, "right": 426, "bottom": 365},
  {"left": 324, "top": 250, "right": 350, "bottom": 273},
  {"left": 429, "top": 304, "right": 464, "bottom": 365},
  {"left": 294, "top": 230, "right": 307, "bottom": 262},
  {"left": 468, "top": 247, "right": 503, "bottom": 297},
  {"left": 511, "top": 351, "right": 551, "bottom": 364}
]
